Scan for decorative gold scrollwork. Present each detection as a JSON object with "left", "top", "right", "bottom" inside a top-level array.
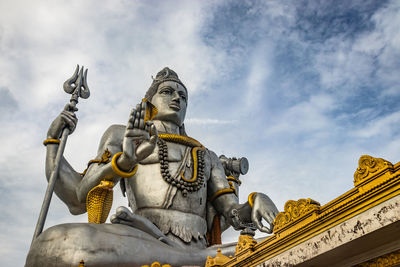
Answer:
[
  {"left": 235, "top": 234, "right": 257, "bottom": 255},
  {"left": 205, "top": 249, "right": 232, "bottom": 267},
  {"left": 273, "top": 198, "right": 321, "bottom": 233},
  {"left": 354, "top": 155, "right": 393, "bottom": 185}
]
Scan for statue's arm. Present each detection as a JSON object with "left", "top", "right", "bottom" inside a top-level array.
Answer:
[
  {"left": 76, "top": 124, "right": 125, "bottom": 203},
  {"left": 45, "top": 105, "right": 86, "bottom": 215},
  {"left": 45, "top": 118, "right": 124, "bottom": 215},
  {"left": 207, "top": 150, "right": 279, "bottom": 233}
]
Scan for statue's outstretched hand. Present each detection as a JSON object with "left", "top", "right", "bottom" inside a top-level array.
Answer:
[
  {"left": 47, "top": 103, "right": 78, "bottom": 139},
  {"left": 251, "top": 193, "right": 279, "bottom": 233},
  {"left": 117, "top": 101, "right": 158, "bottom": 170}
]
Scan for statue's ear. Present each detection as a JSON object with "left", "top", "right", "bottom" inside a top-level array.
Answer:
[{"left": 179, "top": 123, "right": 187, "bottom": 136}]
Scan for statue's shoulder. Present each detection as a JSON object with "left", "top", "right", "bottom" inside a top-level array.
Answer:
[
  {"left": 203, "top": 147, "right": 220, "bottom": 163},
  {"left": 98, "top": 124, "right": 125, "bottom": 149}
]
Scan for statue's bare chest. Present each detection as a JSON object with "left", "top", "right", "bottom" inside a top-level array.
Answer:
[{"left": 126, "top": 141, "right": 210, "bottom": 217}]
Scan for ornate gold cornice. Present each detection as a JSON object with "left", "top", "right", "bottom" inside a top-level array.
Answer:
[
  {"left": 207, "top": 155, "right": 400, "bottom": 266},
  {"left": 354, "top": 155, "right": 393, "bottom": 185},
  {"left": 273, "top": 198, "right": 321, "bottom": 233}
]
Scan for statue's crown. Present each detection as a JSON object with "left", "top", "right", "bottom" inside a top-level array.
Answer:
[{"left": 152, "top": 67, "right": 186, "bottom": 90}]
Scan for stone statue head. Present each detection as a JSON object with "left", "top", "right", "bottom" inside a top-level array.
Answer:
[{"left": 145, "top": 67, "right": 188, "bottom": 135}]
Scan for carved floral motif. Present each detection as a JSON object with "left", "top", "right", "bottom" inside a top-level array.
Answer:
[
  {"left": 354, "top": 155, "right": 393, "bottom": 185},
  {"left": 235, "top": 234, "right": 257, "bottom": 255},
  {"left": 273, "top": 198, "right": 321, "bottom": 233}
]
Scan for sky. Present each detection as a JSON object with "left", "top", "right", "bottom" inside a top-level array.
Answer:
[{"left": 1, "top": 0, "right": 400, "bottom": 266}]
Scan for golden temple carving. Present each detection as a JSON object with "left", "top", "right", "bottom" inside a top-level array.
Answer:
[
  {"left": 273, "top": 198, "right": 321, "bottom": 233},
  {"left": 205, "top": 249, "right": 232, "bottom": 267},
  {"left": 235, "top": 234, "right": 257, "bottom": 256},
  {"left": 354, "top": 155, "right": 393, "bottom": 185}
]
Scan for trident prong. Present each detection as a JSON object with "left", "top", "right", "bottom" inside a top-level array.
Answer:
[
  {"left": 31, "top": 64, "right": 91, "bottom": 245},
  {"left": 63, "top": 65, "right": 90, "bottom": 106}
]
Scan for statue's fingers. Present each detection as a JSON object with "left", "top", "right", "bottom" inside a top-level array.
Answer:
[
  {"left": 272, "top": 210, "right": 279, "bottom": 217},
  {"left": 141, "top": 101, "right": 146, "bottom": 119},
  {"left": 60, "top": 114, "right": 77, "bottom": 130},
  {"left": 127, "top": 109, "right": 136, "bottom": 129},
  {"left": 260, "top": 224, "right": 272, "bottom": 233},
  {"left": 136, "top": 103, "right": 141, "bottom": 115},
  {"left": 61, "top": 113, "right": 77, "bottom": 126},
  {"left": 252, "top": 211, "right": 272, "bottom": 233},
  {"left": 148, "top": 134, "right": 158, "bottom": 146},
  {"left": 61, "top": 109, "right": 77, "bottom": 118},
  {"left": 133, "top": 110, "right": 140, "bottom": 128},
  {"left": 263, "top": 211, "right": 275, "bottom": 226},
  {"left": 149, "top": 123, "right": 158, "bottom": 137},
  {"left": 139, "top": 108, "right": 145, "bottom": 129}
]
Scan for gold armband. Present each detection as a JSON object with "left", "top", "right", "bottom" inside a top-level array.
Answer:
[
  {"left": 226, "top": 176, "right": 242, "bottom": 185},
  {"left": 111, "top": 152, "right": 138, "bottom": 178},
  {"left": 43, "top": 139, "right": 60, "bottom": 146},
  {"left": 248, "top": 192, "right": 257, "bottom": 208},
  {"left": 81, "top": 149, "right": 112, "bottom": 176},
  {"left": 208, "top": 188, "right": 236, "bottom": 202}
]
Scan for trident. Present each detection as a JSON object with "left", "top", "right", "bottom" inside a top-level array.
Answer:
[{"left": 31, "top": 65, "right": 90, "bottom": 244}]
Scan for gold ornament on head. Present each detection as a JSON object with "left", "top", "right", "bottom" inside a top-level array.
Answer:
[{"left": 142, "top": 98, "right": 158, "bottom": 122}]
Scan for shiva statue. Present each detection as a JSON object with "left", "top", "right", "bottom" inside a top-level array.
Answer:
[{"left": 26, "top": 67, "right": 279, "bottom": 266}]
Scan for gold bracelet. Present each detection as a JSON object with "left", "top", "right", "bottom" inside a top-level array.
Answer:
[
  {"left": 43, "top": 139, "right": 61, "bottom": 146},
  {"left": 111, "top": 152, "right": 138, "bottom": 178},
  {"left": 248, "top": 192, "right": 257, "bottom": 208}
]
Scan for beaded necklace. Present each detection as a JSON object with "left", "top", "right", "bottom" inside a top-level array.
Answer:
[{"left": 157, "top": 134, "right": 205, "bottom": 197}]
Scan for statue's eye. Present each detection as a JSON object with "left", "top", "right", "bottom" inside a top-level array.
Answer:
[
  {"left": 180, "top": 94, "right": 187, "bottom": 101},
  {"left": 160, "top": 88, "right": 172, "bottom": 95}
]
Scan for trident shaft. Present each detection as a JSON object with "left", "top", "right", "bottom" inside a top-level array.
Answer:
[{"left": 31, "top": 65, "right": 90, "bottom": 245}]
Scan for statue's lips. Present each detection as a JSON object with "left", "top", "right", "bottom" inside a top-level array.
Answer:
[{"left": 169, "top": 103, "right": 181, "bottom": 111}]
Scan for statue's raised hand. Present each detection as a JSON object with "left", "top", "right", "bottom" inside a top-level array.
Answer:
[
  {"left": 117, "top": 101, "right": 158, "bottom": 171},
  {"left": 251, "top": 193, "right": 279, "bottom": 233},
  {"left": 47, "top": 103, "right": 78, "bottom": 139}
]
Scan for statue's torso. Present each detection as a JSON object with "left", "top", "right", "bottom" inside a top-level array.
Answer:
[{"left": 125, "top": 141, "right": 212, "bottom": 244}]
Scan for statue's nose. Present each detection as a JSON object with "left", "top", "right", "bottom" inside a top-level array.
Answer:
[{"left": 172, "top": 92, "right": 180, "bottom": 103}]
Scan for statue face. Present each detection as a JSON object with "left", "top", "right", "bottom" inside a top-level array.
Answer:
[{"left": 151, "top": 81, "right": 187, "bottom": 126}]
